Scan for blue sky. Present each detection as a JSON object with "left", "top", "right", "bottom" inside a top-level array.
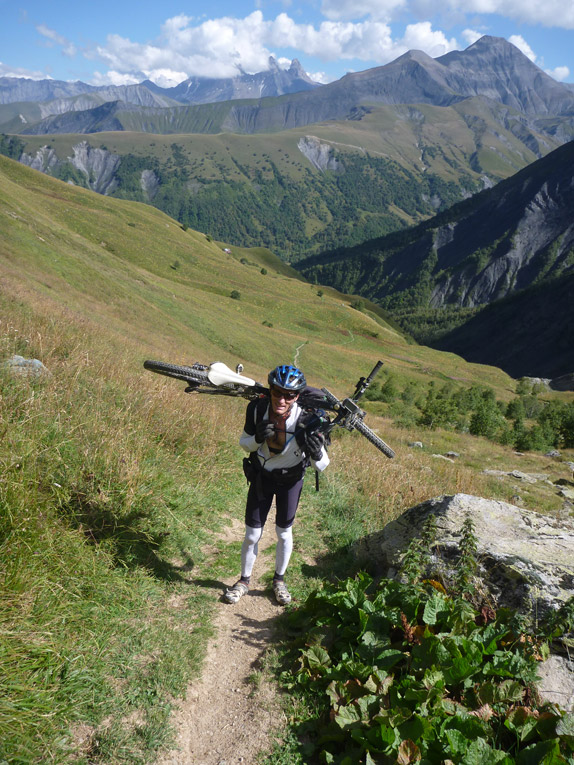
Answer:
[{"left": 1, "top": 0, "right": 573, "bottom": 87}]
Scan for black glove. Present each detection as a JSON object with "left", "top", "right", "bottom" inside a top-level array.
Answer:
[
  {"left": 305, "top": 430, "right": 325, "bottom": 460},
  {"left": 255, "top": 420, "right": 275, "bottom": 444}
]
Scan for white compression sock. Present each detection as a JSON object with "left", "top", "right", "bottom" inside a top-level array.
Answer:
[
  {"left": 275, "top": 525, "right": 293, "bottom": 577},
  {"left": 241, "top": 525, "right": 264, "bottom": 579}
]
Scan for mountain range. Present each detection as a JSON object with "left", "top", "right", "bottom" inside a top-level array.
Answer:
[
  {"left": 2, "top": 35, "right": 573, "bottom": 263},
  {"left": 2, "top": 35, "right": 574, "bottom": 378},
  {"left": 2, "top": 37, "right": 574, "bottom": 141},
  {"left": 0, "top": 58, "right": 319, "bottom": 129},
  {"left": 297, "top": 138, "right": 574, "bottom": 378}
]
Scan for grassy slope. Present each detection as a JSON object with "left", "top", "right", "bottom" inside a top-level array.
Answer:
[
  {"left": 18, "top": 95, "right": 558, "bottom": 186},
  {"left": 1, "top": 155, "right": 572, "bottom": 763},
  {"left": 9, "top": 98, "right": 562, "bottom": 265}
]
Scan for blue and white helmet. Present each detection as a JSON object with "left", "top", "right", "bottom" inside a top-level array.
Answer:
[{"left": 268, "top": 364, "right": 306, "bottom": 392}]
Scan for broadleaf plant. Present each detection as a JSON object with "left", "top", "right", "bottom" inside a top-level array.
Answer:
[{"left": 281, "top": 572, "right": 574, "bottom": 764}]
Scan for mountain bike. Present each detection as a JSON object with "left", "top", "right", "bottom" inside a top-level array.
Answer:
[{"left": 143, "top": 359, "right": 395, "bottom": 458}]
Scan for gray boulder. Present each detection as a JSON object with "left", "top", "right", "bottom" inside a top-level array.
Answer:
[
  {"left": 355, "top": 493, "right": 574, "bottom": 616},
  {"left": 354, "top": 493, "right": 574, "bottom": 710},
  {"left": 2, "top": 354, "right": 51, "bottom": 378},
  {"left": 537, "top": 655, "right": 574, "bottom": 712}
]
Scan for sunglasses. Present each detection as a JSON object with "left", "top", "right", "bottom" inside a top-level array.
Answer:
[{"left": 270, "top": 386, "right": 299, "bottom": 401}]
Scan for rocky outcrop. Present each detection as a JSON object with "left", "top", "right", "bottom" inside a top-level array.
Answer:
[
  {"left": 2, "top": 355, "right": 51, "bottom": 378},
  {"left": 355, "top": 493, "right": 574, "bottom": 712},
  {"left": 297, "top": 136, "right": 340, "bottom": 172},
  {"left": 140, "top": 169, "right": 159, "bottom": 200},
  {"left": 19, "top": 141, "right": 121, "bottom": 195},
  {"left": 354, "top": 493, "right": 574, "bottom": 617},
  {"left": 69, "top": 142, "right": 120, "bottom": 194},
  {"left": 19, "top": 145, "right": 59, "bottom": 173}
]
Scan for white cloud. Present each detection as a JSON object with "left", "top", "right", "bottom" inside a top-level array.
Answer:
[
  {"left": 546, "top": 65, "right": 570, "bottom": 82},
  {"left": 91, "top": 70, "right": 141, "bottom": 86},
  {"left": 90, "top": 10, "right": 461, "bottom": 85},
  {"left": 0, "top": 61, "right": 51, "bottom": 79},
  {"left": 309, "top": 71, "right": 334, "bottom": 84},
  {"left": 508, "top": 34, "right": 536, "bottom": 62},
  {"left": 461, "top": 28, "right": 483, "bottom": 45},
  {"left": 36, "top": 24, "right": 77, "bottom": 57},
  {"left": 401, "top": 21, "right": 458, "bottom": 56},
  {"left": 409, "top": 0, "right": 574, "bottom": 28},
  {"left": 91, "top": 68, "right": 190, "bottom": 88}
]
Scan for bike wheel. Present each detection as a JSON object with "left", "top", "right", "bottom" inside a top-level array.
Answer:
[
  {"left": 355, "top": 418, "right": 395, "bottom": 458},
  {"left": 143, "top": 360, "right": 210, "bottom": 385}
]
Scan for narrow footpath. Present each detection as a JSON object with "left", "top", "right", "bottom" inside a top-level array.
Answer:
[{"left": 157, "top": 518, "right": 285, "bottom": 765}]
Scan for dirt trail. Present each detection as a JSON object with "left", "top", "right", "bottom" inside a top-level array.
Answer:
[{"left": 157, "top": 519, "right": 284, "bottom": 765}]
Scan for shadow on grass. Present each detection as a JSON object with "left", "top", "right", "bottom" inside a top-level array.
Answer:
[
  {"left": 58, "top": 491, "right": 196, "bottom": 582},
  {"left": 299, "top": 539, "right": 369, "bottom": 585}
]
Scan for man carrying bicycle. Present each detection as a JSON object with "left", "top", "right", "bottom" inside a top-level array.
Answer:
[{"left": 224, "top": 364, "right": 329, "bottom": 606}]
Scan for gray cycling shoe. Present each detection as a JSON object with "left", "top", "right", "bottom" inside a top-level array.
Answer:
[{"left": 224, "top": 580, "right": 249, "bottom": 604}]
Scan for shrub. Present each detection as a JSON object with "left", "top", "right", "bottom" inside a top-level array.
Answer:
[{"left": 230, "top": 290, "right": 241, "bottom": 300}]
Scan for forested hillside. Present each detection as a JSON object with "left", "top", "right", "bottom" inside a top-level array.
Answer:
[{"left": 1, "top": 128, "right": 480, "bottom": 260}]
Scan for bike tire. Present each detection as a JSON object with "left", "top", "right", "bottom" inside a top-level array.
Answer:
[
  {"left": 143, "top": 360, "right": 210, "bottom": 386},
  {"left": 354, "top": 418, "right": 396, "bottom": 459}
]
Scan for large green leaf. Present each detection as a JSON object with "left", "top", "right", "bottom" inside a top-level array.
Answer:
[
  {"left": 374, "top": 648, "right": 405, "bottom": 670},
  {"left": 422, "top": 592, "right": 450, "bottom": 626},
  {"left": 516, "top": 738, "right": 565, "bottom": 764},
  {"left": 334, "top": 703, "right": 362, "bottom": 729},
  {"left": 556, "top": 713, "right": 574, "bottom": 742},
  {"left": 303, "top": 645, "right": 331, "bottom": 670},
  {"left": 463, "top": 738, "right": 511, "bottom": 764}
]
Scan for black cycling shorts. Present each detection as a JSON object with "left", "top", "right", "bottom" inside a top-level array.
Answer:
[{"left": 245, "top": 472, "right": 304, "bottom": 529}]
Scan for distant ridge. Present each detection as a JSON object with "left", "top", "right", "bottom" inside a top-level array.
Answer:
[
  {"left": 6, "top": 36, "right": 574, "bottom": 140},
  {"left": 0, "top": 57, "right": 319, "bottom": 113}
]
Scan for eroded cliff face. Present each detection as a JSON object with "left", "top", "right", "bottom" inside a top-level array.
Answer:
[
  {"left": 20, "top": 141, "right": 121, "bottom": 195},
  {"left": 70, "top": 142, "right": 121, "bottom": 194},
  {"left": 140, "top": 169, "right": 159, "bottom": 200},
  {"left": 297, "top": 136, "right": 340, "bottom": 172},
  {"left": 429, "top": 175, "right": 574, "bottom": 307},
  {"left": 19, "top": 145, "right": 59, "bottom": 173}
]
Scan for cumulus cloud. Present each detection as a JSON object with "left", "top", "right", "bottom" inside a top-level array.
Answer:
[
  {"left": 36, "top": 24, "right": 77, "bottom": 57},
  {"left": 461, "top": 28, "right": 483, "bottom": 45},
  {"left": 0, "top": 62, "right": 51, "bottom": 79},
  {"left": 310, "top": 71, "right": 334, "bottom": 84},
  {"left": 400, "top": 21, "right": 457, "bottom": 55},
  {"left": 90, "top": 10, "right": 460, "bottom": 85},
  {"left": 546, "top": 65, "right": 570, "bottom": 82},
  {"left": 508, "top": 34, "right": 536, "bottom": 62},
  {"left": 400, "top": 0, "right": 574, "bottom": 28}
]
